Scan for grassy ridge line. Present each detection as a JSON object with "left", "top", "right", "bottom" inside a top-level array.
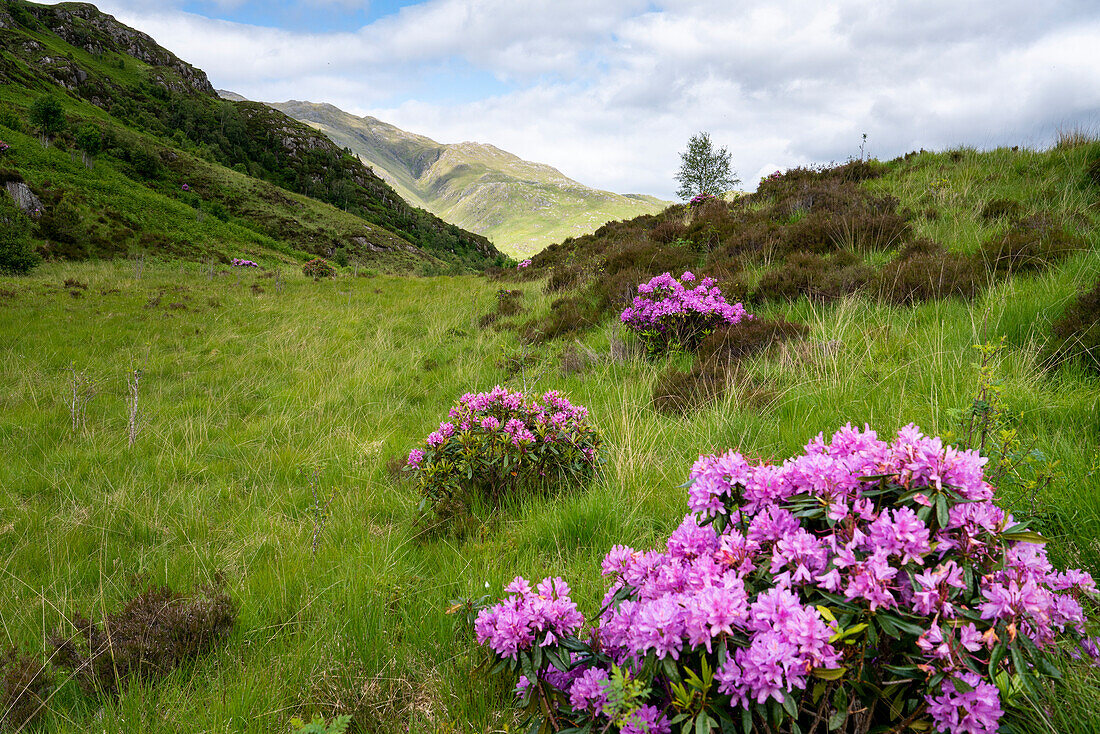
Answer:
[{"left": 1, "top": 237, "right": 1098, "bottom": 730}]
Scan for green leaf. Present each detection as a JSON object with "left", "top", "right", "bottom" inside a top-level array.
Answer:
[
  {"left": 829, "top": 623, "right": 867, "bottom": 643},
  {"left": 1001, "top": 529, "right": 1047, "bottom": 544},
  {"left": 812, "top": 667, "right": 847, "bottom": 681},
  {"left": 780, "top": 693, "right": 798, "bottom": 719},
  {"left": 936, "top": 493, "right": 949, "bottom": 529}
]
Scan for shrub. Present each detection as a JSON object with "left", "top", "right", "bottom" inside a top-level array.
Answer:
[
  {"left": 979, "top": 198, "right": 1023, "bottom": 221},
  {"left": 545, "top": 265, "right": 584, "bottom": 294},
  {"left": 1048, "top": 278, "right": 1100, "bottom": 372},
  {"left": 405, "top": 387, "right": 600, "bottom": 527},
  {"left": 1085, "top": 146, "right": 1100, "bottom": 187},
  {"left": 877, "top": 246, "right": 987, "bottom": 304},
  {"left": 978, "top": 217, "right": 1081, "bottom": 275},
  {"left": 621, "top": 272, "right": 751, "bottom": 354},
  {"left": 302, "top": 258, "right": 336, "bottom": 278},
  {"left": 231, "top": 258, "right": 259, "bottom": 268},
  {"left": 479, "top": 288, "right": 525, "bottom": 328},
  {"left": 650, "top": 364, "right": 727, "bottom": 414},
  {"left": 50, "top": 583, "right": 237, "bottom": 697},
  {"left": 696, "top": 317, "right": 809, "bottom": 366},
  {"left": 521, "top": 295, "right": 600, "bottom": 343},
  {"left": 0, "top": 646, "right": 53, "bottom": 731},
  {"left": 755, "top": 252, "right": 872, "bottom": 302},
  {"left": 475, "top": 424, "right": 1098, "bottom": 734},
  {"left": 0, "top": 192, "right": 40, "bottom": 275}
]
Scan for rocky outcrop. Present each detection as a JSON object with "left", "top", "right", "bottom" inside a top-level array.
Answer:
[
  {"left": 5, "top": 181, "right": 42, "bottom": 216},
  {"left": 21, "top": 2, "right": 215, "bottom": 96}
]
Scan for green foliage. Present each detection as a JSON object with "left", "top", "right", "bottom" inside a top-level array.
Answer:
[
  {"left": 0, "top": 107, "right": 22, "bottom": 133},
  {"left": 288, "top": 714, "right": 352, "bottom": 734},
  {"left": 675, "top": 131, "right": 740, "bottom": 200},
  {"left": 74, "top": 123, "right": 102, "bottom": 156},
  {"left": 29, "top": 93, "right": 66, "bottom": 137},
  {"left": 302, "top": 257, "right": 336, "bottom": 278},
  {"left": 0, "top": 192, "right": 40, "bottom": 274},
  {"left": 0, "top": 646, "right": 53, "bottom": 731},
  {"left": 1048, "top": 277, "right": 1100, "bottom": 373},
  {"left": 49, "top": 582, "right": 237, "bottom": 698}
]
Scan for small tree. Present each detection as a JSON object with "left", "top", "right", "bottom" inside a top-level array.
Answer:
[
  {"left": 0, "top": 193, "right": 41, "bottom": 275},
  {"left": 29, "top": 94, "right": 66, "bottom": 142},
  {"left": 75, "top": 123, "right": 101, "bottom": 167},
  {"left": 674, "top": 131, "right": 739, "bottom": 200}
]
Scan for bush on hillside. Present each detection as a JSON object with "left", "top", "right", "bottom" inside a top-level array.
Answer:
[
  {"left": 755, "top": 251, "right": 873, "bottom": 302},
  {"left": 0, "top": 192, "right": 41, "bottom": 275},
  {"left": 978, "top": 216, "right": 1081, "bottom": 275},
  {"left": 0, "top": 646, "right": 53, "bottom": 731},
  {"left": 876, "top": 244, "right": 988, "bottom": 304},
  {"left": 478, "top": 288, "right": 525, "bottom": 328},
  {"left": 979, "top": 198, "right": 1023, "bottom": 221},
  {"left": 475, "top": 424, "right": 1099, "bottom": 734},
  {"left": 50, "top": 582, "right": 236, "bottom": 697},
  {"left": 405, "top": 387, "right": 600, "bottom": 530},
  {"left": 1048, "top": 278, "right": 1100, "bottom": 373},
  {"left": 621, "top": 272, "right": 751, "bottom": 355},
  {"left": 650, "top": 318, "right": 803, "bottom": 414},
  {"left": 302, "top": 258, "right": 336, "bottom": 278}
]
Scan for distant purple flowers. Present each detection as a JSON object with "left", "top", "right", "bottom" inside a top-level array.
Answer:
[
  {"left": 621, "top": 271, "right": 750, "bottom": 352},
  {"left": 689, "top": 192, "right": 715, "bottom": 206},
  {"left": 517, "top": 259, "right": 532, "bottom": 269},
  {"left": 181, "top": 183, "right": 190, "bottom": 192},
  {"left": 406, "top": 386, "right": 600, "bottom": 522},
  {"left": 475, "top": 423, "right": 1098, "bottom": 733},
  {"left": 231, "top": 258, "right": 258, "bottom": 268},
  {"left": 0, "top": 140, "right": 10, "bottom": 154}
]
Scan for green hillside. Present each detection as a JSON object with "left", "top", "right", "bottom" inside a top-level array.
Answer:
[
  {"left": 1, "top": 140, "right": 1099, "bottom": 732},
  {"left": 0, "top": 0, "right": 504, "bottom": 272},
  {"left": 266, "top": 100, "right": 670, "bottom": 257}
]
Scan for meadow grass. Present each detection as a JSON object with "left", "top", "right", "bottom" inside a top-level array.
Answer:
[
  {"left": 2, "top": 142, "right": 1100, "bottom": 732},
  {"left": 0, "top": 246, "right": 1098, "bottom": 732}
]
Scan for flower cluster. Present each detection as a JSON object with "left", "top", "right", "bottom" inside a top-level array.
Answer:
[
  {"left": 0, "top": 140, "right": 10, "bottom": 154},
  {"left": 231, "top": 258, "right": 258, "bottom": 268},
  {"left": 181, "top": 183, "right": 190, "bottom": 192},
  {"left": 689, "top": 193, "right": 715, "bottom": 207},
  {"left": 476, "top": 423, "right": 1098, "bottom": 734},
  {"left": 476, "top": 577, "right": 584, "bottom": 659},
  {"left": 620, "top": 271, "right": 750, "bottom": 353},
  {"left": 406, "top": 386, "right": 600, "bottom": 526},
  {"left": 761, "top": 170, "right": 783, "bottom": 184},
  {"left": 302, "top": 258, "right": 336, "bottom": 278},
  {"left": 517, "top": 259, "right": 532, "bottom": 269}
]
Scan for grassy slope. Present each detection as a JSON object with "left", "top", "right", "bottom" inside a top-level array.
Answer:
[
  {"left": 269, "top": 101, "right": 670, "bottom": 257},
  {"left": 0, "top": 1, "right": 497, "bottom": 271},
  {"left": 1, "top": 147, "right": 1099, "bottom": 732}
]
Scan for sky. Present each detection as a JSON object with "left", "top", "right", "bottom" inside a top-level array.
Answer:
[{"left": 40, "top": 0, "right": 1100, "bottom": 200}]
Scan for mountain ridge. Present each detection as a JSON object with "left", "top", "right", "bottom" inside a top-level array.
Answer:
[
  {"left": 0, "top": 1, "right": 503, "bottom": 271},
  {"left": 262, "top": 98, "right": 670, "bottom": 256}
]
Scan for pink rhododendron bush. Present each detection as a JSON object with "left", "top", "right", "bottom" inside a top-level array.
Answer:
[
  {"left": 475, "top": 424, "right": 1098, "bottom": 734},
  {"left": 621, "top": 272, "right": 751, "bottom": 354},
  {"left": 406, "top": 386, "right": 600, "bottom": 526}
]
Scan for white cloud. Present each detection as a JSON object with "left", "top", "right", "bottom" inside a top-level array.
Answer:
[{"left": 39, "top": 0, "right": 1100, "bottom": 199}]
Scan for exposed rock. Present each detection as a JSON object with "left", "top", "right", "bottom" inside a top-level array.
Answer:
[{"left": 5, "top": 182, "right": 42, "bottom": 216}]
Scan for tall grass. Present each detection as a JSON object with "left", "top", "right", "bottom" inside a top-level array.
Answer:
[{"left": 1, "top": 144, "right": 1099, "bottom": 731}]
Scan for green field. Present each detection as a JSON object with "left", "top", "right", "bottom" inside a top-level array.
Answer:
[{"left": 2, "top": 215, "right": 1099, "bottom": 731}]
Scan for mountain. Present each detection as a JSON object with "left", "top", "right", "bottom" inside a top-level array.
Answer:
[
  {"left": 0, "top": 1, "right": 504, "bottom": 272},
  {"left": 263, "top": 100, "right": 670, "bottom": 257}
]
